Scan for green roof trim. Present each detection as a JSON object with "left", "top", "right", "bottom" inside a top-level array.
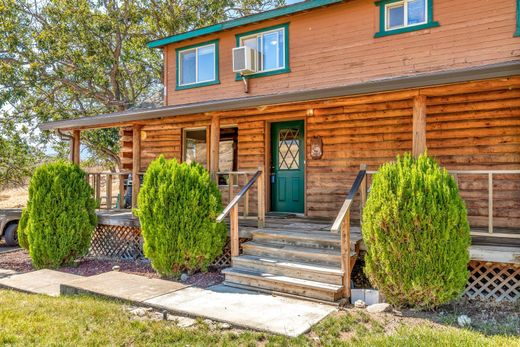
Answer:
[{"left": 147, "top": 0, "right": 344, "bottom": 48}]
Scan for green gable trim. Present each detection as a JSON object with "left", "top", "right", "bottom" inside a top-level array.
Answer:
[
  {"left": 175, "top": 39, "right": 220, "bottom": 90},
  {"left": 235, "top": 23, "right": 290, "bottom": 81},
  {"left": 374, "top": 0, "right": 439, "bottom": 38},
  {"left": 147, "top": 0, "right": 342, "bottom": 48},
  {"left": 515, "top": 0, "right": 520, "bottom": 37}
]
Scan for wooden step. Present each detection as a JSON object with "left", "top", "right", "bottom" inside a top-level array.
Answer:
[
  {"left": 222, "top": 267, "right": 343, "bottom": 302},
  {"left": 242, "top": 241, "right": 355, "bottom": 266},
  {"left": 251, "top": 229, "right": 341, "bottom": 249},
  {"left": 232, "top": 255, "right": 343, "bottom": 285}
]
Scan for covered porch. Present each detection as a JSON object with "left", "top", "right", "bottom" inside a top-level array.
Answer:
[{"left": 40, "top": 62, "right": 520, "bottom": 302}]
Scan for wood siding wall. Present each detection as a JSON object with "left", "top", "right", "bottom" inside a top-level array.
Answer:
[
  {"left": 121, "top": 76, "right": 520, "bottom": 228},
  {"left": 163, "top": 0, "right": 519, "bottom": 106}
]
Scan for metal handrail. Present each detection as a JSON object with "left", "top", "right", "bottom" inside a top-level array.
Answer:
[
  {"left": 330, "top": 169, "right": 367, "bottom": 233},
  {"left": 216, "top": 169, "right": 262, "bottom": 222}
]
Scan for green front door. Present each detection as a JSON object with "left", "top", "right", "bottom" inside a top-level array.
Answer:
[{"left": 271, "top": 120, "right": 304, "bottom": 213}]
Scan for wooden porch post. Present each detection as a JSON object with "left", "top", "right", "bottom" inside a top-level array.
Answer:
[
  {"left": 71, "top": 130, "right": 80, "bottom": 165},
  {"left": 412, "top": 95, "right": 427, "bottom": 157},
  {"left": 210, "top": 114, "right": 220, "bottom": 181},
  {"left": 132, "top": 125, "right": 142, "bottom": 209}
]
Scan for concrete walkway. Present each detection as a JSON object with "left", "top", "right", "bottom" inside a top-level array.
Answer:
[
  {"left": 0, "top": 269, "right": 336, "bottom": 336},
  {"left": 62, "top": 271, "right": 335, "bottom": 336},
  {"left": 0, "top": 269, "right": 82, "bottom": 296},
  {"left": 61, "top": 271, "right": 188, "bottom": 302},
  {"left": 146, "top": 284, "right": 335, "bottom": 336}
]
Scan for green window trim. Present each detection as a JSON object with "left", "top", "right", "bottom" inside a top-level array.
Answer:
[
  {"left": 235, "top": 23, "right": 290, "bottom": 81},
  {"left": 175, "top": 39, "right": 220, "bottom": 90},
  {"left": 515, "top": 0, "right": 520, "bottom": 37},
  {"left": 374, "top": 0, "right": 439, "bottom": 38}
]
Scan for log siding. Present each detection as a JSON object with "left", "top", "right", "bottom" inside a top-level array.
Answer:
[{"left": 121, "top": 76, "right": 520, "bottom": 228}]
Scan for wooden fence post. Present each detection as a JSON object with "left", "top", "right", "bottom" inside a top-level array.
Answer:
[
  {"left": 230, "top": 205, "right": 239, "bottom": 257},
  {"left": 210, "top": 115, "right": 220, "bottom": 181},
  {"left": 341, "top": 211, "right": 351, "bottom": 298},
  {"left": 106, "top": 174, "right": 112, "bottom": 209},
  {"left": 412, "top": 95, "right": 427, "bottom": 157},
  {"left": 71, "top": 130, "right": 81, "bottom": 165},
  {"left": 132, "top": 125, "right": 142, "bottom": 209},
  {"left": 257, "top": 166, "right": 265, "bottom": 228}
]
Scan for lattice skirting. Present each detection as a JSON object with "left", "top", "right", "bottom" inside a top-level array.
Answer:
[
  {"left": 465, "top": 261, "right": 519, "bottom": 302},
  {"left": 89, "top": 224, "right": 144, "bottom": 260},
  {"left": 211, "top": 238, "right": 250, "bottom": 268},
  {"left": 88, "top": 224, "right": 249, "bottom": 267}
]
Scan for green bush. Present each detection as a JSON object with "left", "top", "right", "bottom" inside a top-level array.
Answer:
[
  {"left": 19, "top": 161, "right": 97, "bottom": 269},
  {"left": 362, "top": 153, "right": 470, "bottom": 308},
  {"left": 136, "top": 156, "right": 227, "bottom": 278}
]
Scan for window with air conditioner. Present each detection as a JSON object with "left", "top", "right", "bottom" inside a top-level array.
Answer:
[{"left": 235, "top": 23, "right": 290, "bottom": 79}]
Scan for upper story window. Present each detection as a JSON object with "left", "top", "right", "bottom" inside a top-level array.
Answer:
[
  {"left": 235, "top": 23, "right": 290, "bottom": 79},
  {"left": 176, "top": 39, "right": 219, "bottom": 90},
  {"left": 375, "top": 0, "right": 439, "bottom": 38}
]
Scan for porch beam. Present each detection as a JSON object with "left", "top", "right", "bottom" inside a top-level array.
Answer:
[
  {"left": 132, "top": 124, "right": 142, "bottom": 209},
  {"left": 412, "top": 95, "right": 427, "bottom": 157},
  {"left": 71, "top": 130, "right": 81, "bottom": 164},
  {"left": 210, "top": 114, "right": 220, "bottom": 180}
]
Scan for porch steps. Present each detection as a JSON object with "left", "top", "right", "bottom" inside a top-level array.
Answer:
[
  {"left": 223, "top": 226, "right": 361, "bottom": 302},
  {"left": 232, "top": 255, "right": 343, "bottom": 285},
  {"left": 222, "top": 268, "right": 343, "bottom": 302},
  {"left": 242, "top": 241, "right": 345, "bottom": 266}
]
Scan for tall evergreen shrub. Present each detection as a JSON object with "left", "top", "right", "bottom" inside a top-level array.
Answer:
[
  {"left": 136, "top": 156, "right": 227, "bottom": 278},
  {"left": 19, "top": 161, "right": 97, "bottom": 269},
  {"left": 362, "top": 153, "right": 470, "bottom": 308}
]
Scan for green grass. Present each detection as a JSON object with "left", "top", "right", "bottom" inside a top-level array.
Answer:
[{"left": 0, "top": 290, "right": 518, "bottom": 346}]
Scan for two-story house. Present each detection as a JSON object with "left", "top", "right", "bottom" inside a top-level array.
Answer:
[{"left": 42, "top": 0, "right": 520, "bottom": 302}]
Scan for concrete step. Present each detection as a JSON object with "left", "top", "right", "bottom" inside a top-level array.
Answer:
[
  {"left": 242, "top": 241, "right": 354, "bottom": 267},
  {"left": 232, "top": 255, "right": 343, "bottom": 285},
  {"left": 251, "top": 229, "right": 342, "bottom": 250},
  {"left": 222, "top": 267, "right": 343, "bottom": 302}
]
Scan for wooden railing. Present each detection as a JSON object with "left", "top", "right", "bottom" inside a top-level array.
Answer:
[
  {"left": 217, "top": 167, "right": 265, "bottom": 257},
  {"left": 364, "top": 169, "right": 520, "bottom": 238},
  {"left": 86, "top": 171, "right": 131, "bottom": 209},
  {"left": 331, "top": 164, "right": 368, "bottom": 298},
  {"left": 216, "top": 171, "right": 256, "bottom": 217},
  {"left": 449, "top": 169, "right": 520, "bottom": 237}
]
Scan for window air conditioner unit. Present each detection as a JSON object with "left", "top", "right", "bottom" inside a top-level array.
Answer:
[{"left": 232, "top": 46, "right": 257, "bottom": 75}]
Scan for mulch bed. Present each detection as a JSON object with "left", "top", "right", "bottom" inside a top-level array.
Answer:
[{"left": 0, "top": 248, "right": 224, "bottom": 288}]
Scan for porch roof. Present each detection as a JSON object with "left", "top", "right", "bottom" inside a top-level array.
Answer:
[{"left": 39, "top": 61, "right": 520, "bottom": 131}]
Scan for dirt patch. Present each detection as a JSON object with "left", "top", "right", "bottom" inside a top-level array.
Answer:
[
  {"left": 0, "top": 249, "right": 32, "bottom": 272},
  {"left": 0, "top": 187, "right": 28, "bottom": 208}
]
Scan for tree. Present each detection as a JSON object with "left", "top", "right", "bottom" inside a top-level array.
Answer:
[
  {"left": 0, "top": 0, "right": 285, "bottom": 183},
  {"left": 362, "top": 153, "right": 470, "bottom": 308},
  {"left": 137, "top": 156, "right": 227, "bottom": 277},
  {"left": 18, "top": 161, "right": 97, "bottom": 269}
]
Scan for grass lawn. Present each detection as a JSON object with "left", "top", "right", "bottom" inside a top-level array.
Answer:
[{"left": 0, "top": 289, "right": 518, "bottom": 346}]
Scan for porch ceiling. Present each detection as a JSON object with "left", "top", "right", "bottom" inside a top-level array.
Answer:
[{"left": 39, "top": 61, "right": 520, "bottom": 132}]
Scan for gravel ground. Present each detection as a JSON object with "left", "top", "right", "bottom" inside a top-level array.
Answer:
[{"left": 0, "top": 248, "right": 224, "bottom": 288}]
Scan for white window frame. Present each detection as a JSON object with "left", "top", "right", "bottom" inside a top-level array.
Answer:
[
  {"left": 178, "top": 43, "right": 216, "bottom": 87},
  {"left": 239, "top": 27, "right": 285, "bottom": 74},
  {"left": 385, "top": 0, "right": 428, "bottom": 31}
]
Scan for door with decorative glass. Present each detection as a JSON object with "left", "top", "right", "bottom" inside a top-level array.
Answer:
[{"left": 271, "top": 120, "right": 304, "bottom": 213}]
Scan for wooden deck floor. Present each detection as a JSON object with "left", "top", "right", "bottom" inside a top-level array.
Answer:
[{"left": 95, "top": 210, "right": 519, "bottom": 264}]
